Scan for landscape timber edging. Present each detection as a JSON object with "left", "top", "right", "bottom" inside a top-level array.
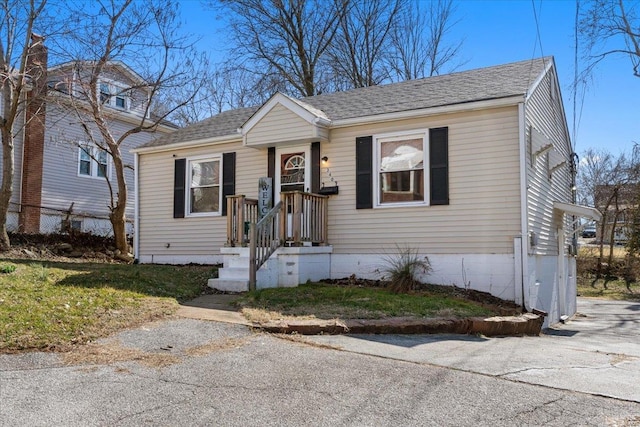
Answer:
[{"left": 254, "top": 313, "right": 544, "bottom": 337}]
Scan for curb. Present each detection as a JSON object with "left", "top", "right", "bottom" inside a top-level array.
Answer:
[{"left": 255, "top": 313, "right": 544, "bottom": 337}]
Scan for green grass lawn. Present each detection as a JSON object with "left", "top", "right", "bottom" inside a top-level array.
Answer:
[
  {"left": 0, "top": 260, "right": 215, "bottom": 352},
  {"left": 577, "top": 277, "right": 640, "bottom": 301},
  {"left": 236, "top": 283, "right": 496, "bottom": 323}
]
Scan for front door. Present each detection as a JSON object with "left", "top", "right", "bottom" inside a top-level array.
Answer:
[{"left": 275, "top": 145, "right": 310, "bottom": 203}]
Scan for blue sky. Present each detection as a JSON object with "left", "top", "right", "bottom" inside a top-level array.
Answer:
[{"left": 180, "top": 0, "right": 638, "bottom": 157}]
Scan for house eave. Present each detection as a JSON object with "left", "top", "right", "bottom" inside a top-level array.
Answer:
[
  {"left": 132, "top": 134, "right": 242, "bottom": 154},
  {"left": 48, "top": 93, "right": 174, "bottom": 133},
  {"left": 330, "top": 95, "right": 525, "bottom": 128}
]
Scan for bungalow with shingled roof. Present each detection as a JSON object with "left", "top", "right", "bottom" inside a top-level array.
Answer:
[{"left": 132, "top": 57, "right": 600, "bottom": 327}]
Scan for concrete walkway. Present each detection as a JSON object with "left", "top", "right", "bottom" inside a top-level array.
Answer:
[
  {"left": 302, "top": 298, "right": 640, "bottom": 403},
  {"left": 177, "top": 294, "right": 250, "bottom": 325}
]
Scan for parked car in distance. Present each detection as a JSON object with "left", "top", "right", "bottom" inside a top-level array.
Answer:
[{"left": 581, "top": 226, "right": 597, "bottom": 238}]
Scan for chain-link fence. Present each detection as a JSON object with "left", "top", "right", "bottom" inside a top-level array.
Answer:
[{"left": 7, "top": 202, "right": 133, "bottom": 237}]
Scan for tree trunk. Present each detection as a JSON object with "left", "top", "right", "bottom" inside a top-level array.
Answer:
[
  {"left": 109, "top": 146, "right": 130, "bottom": 258},
  {"left": 0, "top": 127, "right": 14, "bottom": 251}
]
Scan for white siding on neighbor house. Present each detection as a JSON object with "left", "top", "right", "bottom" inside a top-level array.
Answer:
[
  {"left": 245, "top": 103, "right": 317, "bottom": 146},
  {"left": 41, "top": 104, "right": 161, "bottom": 221},
  {"left": 524, "top": 69, "right": 573, "bottom": 256},
  {"left": 138, "top": 141, "right": 267, "bottom": 260},
  {"left": 0, "top": 99, "right": 26, "bottom": 217},
  {"left": 324, "top": 106, "right": 522, "bottom": 255},
  {"left": 11, "top": 108, "right": 26, "bottom": 210},
  {"left": 52, "top": 66, "right": 150, "bottom": 118}
]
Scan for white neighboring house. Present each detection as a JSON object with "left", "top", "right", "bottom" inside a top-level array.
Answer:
[
  {"left": 134, "top": 57, "right": 600, "bottom": 327},
  {"left": 2, "top": 38, "right": 175, "bottom": 236}
]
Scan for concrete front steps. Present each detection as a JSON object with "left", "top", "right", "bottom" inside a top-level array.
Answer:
[{"left": 208, "top": 245, "right": 333, "bottom": 292}]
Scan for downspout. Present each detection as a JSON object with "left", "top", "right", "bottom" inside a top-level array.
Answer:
[
  {"left": 133, "top": 151, "right": 140, "bottom": 262},
  {"left": 517, "top": 102, "right": 530, "bottom": 311}
]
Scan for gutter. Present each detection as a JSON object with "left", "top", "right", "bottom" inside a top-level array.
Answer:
[{"left": 132, "top": 135, "right": 242, "bottom": 155}]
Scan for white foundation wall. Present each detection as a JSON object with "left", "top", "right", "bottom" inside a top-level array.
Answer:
[
  {"left": 138, "top": 254, "right": 223, "bottom": 265},
  {"left": 275, "top": 246, "right": 332, "bottom": 287},
  {"left": 525, "top": 254, "right": 577, "bottom": 327},
  {"left": 330, "top": 253, "right": 517, "bottom": 302}
]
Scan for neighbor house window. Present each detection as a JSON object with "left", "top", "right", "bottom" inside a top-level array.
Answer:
[
  {"left": 188, "top": 157, "right": 221, "bottom": 215},
  {"left": 376, "top": 132, "right": 426, "bottom": 205},
  {"left": 78, "top": 144, "right": 109, "bottom": 178},
  {"left": 99, "top": 81, "right": 129, "bottom": 110}
]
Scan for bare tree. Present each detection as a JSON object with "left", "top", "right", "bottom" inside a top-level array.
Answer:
[
  {"left": 0, "top": 0, "right": 49, "bottom": 250},
  {"left": 580, "top": 0, "right": 640, "bottom": 77},
  {"left": 49, "top": 0, "right": 209, "bottom": 256},
  {"left": 578, "top": 147, "right": 640, "bottom": 284},
  {"left": 390, "top": 0, "right": 463, "bottom": 80},
  {"left": 327, "top": 0, "right": 402, "bottom": 89},
  {"left": 214, "top": 0, "right": 348, "bottom": 97},
  {"left": 159, "top": 64, "right": 270, "bottom": 126}
]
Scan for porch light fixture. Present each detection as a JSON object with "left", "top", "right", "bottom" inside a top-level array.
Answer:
[{"left": 321, "top": 156, "right": 329, "bottom": 164}]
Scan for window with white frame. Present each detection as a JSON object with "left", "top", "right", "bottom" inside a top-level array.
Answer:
[
  {"left": 376, "top": 132, "right": 426, "bottom": 205},
  {"left": 99, "top": 81, "right": 129, "bottom": 110},
  {"left": 78, "top": 144, "right": 109, "bottom": 178},
  {"left": 188, "top": 157, "right": 221, "bottom": 215}
]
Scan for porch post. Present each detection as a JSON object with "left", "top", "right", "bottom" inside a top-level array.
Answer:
[{"left": 249, "top": 222, "right": 257, "bottom": 291}]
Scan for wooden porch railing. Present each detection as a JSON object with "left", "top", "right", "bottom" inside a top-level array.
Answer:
[
  {"left": 226, "top": 195, "right": 258, "bottom": 247},
  {"left": 226, "top": 191, "right": 328, "bottom": 248},
  {"left": 280, "top": 191, "right": 328, "bottom": 245}
]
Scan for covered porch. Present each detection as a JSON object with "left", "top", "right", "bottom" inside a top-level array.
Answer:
[{"left": 209, "top": 191, "right": 332, "bottom": 292}]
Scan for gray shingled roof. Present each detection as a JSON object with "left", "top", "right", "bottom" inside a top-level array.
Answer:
[{"left": 139, "top": 57, "right": 551, "bottom": 149}]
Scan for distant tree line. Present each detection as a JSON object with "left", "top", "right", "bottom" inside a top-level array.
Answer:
[{"left": 181, "top": 0, "right": 465, "bottom": 124}]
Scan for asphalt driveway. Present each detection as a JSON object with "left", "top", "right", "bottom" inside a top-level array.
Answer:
[
  {"left": 1, "top": 298, "right": 639, "bottom": 426},
  {"left": 304, "top": 297, "right": 640, "bottom": 403}
]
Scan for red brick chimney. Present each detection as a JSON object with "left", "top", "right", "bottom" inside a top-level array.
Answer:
[{"left": 19, "top": 34, "right": 47, "bottom": 234}]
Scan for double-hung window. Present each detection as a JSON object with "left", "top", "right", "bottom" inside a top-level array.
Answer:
[
  {"left": 78, "top": 144, "right": 109, "bottom": 178},
  {"left": 99, "top": 81, "right": 129, "bottom": 110},
  {"left": 376, "top": 131, "right": 427, "bottom": 205},
  {"left": 356, "top": 127, "right": 448, "bottom": 209},
  {"left": 188, "top": 157, "right": 221, "bottom": 215}
]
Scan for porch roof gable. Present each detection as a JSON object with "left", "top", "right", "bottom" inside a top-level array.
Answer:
[{"left": 240, "top": 93, "right": 331, "bottom": 147}]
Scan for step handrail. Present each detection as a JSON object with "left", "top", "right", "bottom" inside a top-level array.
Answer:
[{"left": 249, "top": 201, "right": 283, "bottom": 290}]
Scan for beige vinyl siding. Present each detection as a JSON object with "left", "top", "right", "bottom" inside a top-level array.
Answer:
[
  {"left": 41, "top": 104, "right": 162, "bottom": 219},
  {"left": 323, "top": 106, "right": 522, "bottom": 254},
  {"left": 245, "top": 104, "right": 316, "bottom": 146},
  {"left": 138, "top": 141, "right": 267, "bottom": 257},
  {"left": 525, "top": 68, "right": 573, "bottom": 256},
  {"left": 139, "top": 105, "right": 522, "bottom": 258}
]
